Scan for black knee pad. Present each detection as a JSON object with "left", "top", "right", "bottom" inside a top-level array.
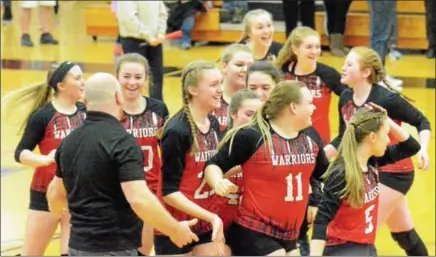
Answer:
[{"left": 391, "top": 229, "right": 428, "bottom": 256}]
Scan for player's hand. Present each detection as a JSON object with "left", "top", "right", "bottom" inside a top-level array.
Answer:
[
  {"left": 170, "top": 219, "right": 199, "bottom": 248},
  {"left": 41, "top": 149, "right": 56, "bottom": 166},
  {"left": 417, "top": 149, "right": 429, "bottom": 171},
  {"left": 214, "top": 178, "right": 238, "bottom": 196},
  {"left": 210, "top": 215, "right": 226, "bottom": 256},
  {"left": 307, "top": 206, "right": 318, "bottom": 227},
  {"left": 150, "top": 34, "right": 165, "bottom": 46},
  {"left": 365, "top": 102, "right": 388, "bottom": 115}
]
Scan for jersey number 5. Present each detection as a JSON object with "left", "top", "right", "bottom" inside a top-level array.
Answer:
[
  {"left": 141, "top": 146, "right": 153, "bottom": 172},
  {"left": 364, "top": 204, "right": 376, "bottom": 234},
  {"left": 285, "top": 172, "right": 303, "bottom": 202}
]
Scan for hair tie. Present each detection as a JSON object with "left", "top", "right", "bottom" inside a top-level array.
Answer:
[{"left": 49, "top": 61, "right": 77, "bottom": 90}]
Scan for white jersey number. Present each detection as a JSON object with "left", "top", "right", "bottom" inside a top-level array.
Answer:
[{"left": 285, "top": 172, "right": 304, "bottom": 202}]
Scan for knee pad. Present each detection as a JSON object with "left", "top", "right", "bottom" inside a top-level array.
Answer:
[{"left": 391, "top": 229, "right": 428, "bottom": 256}]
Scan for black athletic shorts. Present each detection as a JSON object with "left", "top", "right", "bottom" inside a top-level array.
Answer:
[
  {"left": 154, "top": 230, "right": 212, "bottom": 255},
  {"left": 29, "top": 190, "right": 49, "bottom": 212},
  {"left": 379, "top": 171, "right": 414, "bottom": 195},
  {"left": 226, "top": 222, "right": 297, "bottom": 256},
  {"left": 324, "top": 242, "right": 377, "bottom": 256}
]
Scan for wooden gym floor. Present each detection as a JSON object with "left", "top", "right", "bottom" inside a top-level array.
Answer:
[{"left": 1, "top": 2, "right": 435, "bottom": 256}]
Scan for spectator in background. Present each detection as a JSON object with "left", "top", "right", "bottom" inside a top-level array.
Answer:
[
  {"left": 323, "top": 0, "right": 352, "bottom": 57},
  {"left": 220, "top": 0, "right": 248, "bottom": 24},
  {"left": 111, "top": 1, "right": 123, "bottom": 56},
  {"left": 368, "top": 0, "right": 403, "bottom": 91},
  {"left": 2, "top": 0, "right": 12, "bottom": 23},
  {"left": 425, "top": 0, "right": 435, "bottom": 58},
  {"left": 282, "top": 0, "right": 315, "bottom": 37},
  {"left": 20, "top": 1, "right": 59, "bottom": 47},
  {"left": 116, "top": 1, "right": 168, "bottom": 101},
  {"left": 165, "top": 0, "right": 209, "bottom": 50}
]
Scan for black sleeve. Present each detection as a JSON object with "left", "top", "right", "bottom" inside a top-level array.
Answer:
[
  {"left": 113, "top": 134, "right": 146, "bottom": 183},
  {"left": 319, "top": 64, "right": 348, "bottom": 96},
  {"left": 162, "top": 104, "right": 170, "bottom": 124},
  {"left": 14, "top": 110, "right": 50, "bottom": 163},
  {"left": 373, "top": 135, "right": 421, "bottom": 167},
  {"left": 312, "top": 168, "right": 346, "bottom": 240},
  {"left": 55, "top": 141, "right": 64, "bottom": 178},
  {"left": 330, "top": 94, "right": 347, "bottom": 149},
  {"left": 383, "top": 92, "right": 431, "bottom": 132},
  {"left": 303, "top": 127, "right": 329, "bottom": 206},
  {"left": 205, "top": 126, "right": 262, "bottom": 173},
  {"left": 161, "top": 125, "right": 191, "bottom": 196}
]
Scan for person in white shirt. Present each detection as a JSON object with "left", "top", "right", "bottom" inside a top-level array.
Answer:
[{"left": 116, "top": 1, "right": 168, "bottom": 102}]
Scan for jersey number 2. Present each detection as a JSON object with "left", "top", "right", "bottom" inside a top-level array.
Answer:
[
  {"left": 194, "top": 171, "right": 215, "bottom": 199},
  {"left": 285, "top": 172, "right": 303, "bottom": 202},
  {"left": 364, "top": 204, "right": 376, "bottom": 234},
  {"left": 141, "top": 146, "right": 153, "bottom": 172}
]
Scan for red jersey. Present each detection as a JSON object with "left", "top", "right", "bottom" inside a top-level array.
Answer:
[
  {"left": 120, "top": 97, "right": 168, "bottom": 196},
  {"left": 14, "top": 102, "right": 87, "bottom": 192},
  {"left": 160, "top": 112, "right": 221, "bottom": 235},
  {"left": 331, "top": 85, "right": 430, "bottom": 173},
  {"left": 218, "top": 171, "right": 243, "bottom": 230},
  {"left": 211, "top": 97, "right": 230, "bottom": 132},
  {"left": 282, "top": 61, "right": 346, "bottom": 145},
  {"left": 312, "top": 136, "right": 420, "bottom": 245},
  {"left": 207, "top": 125, "right": 329, "bottom": 240}
]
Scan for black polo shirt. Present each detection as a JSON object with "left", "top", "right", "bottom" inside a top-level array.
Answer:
[{"left": 55, "top": 111, "right": 144, "bottom": 252}]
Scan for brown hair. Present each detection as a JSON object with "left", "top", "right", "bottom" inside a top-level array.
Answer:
[
  {"left": 227, "top": 89, "right": 262, "bottom": 128},
  {"left": 220, "top": 80, "right": 306, "bottom": 154},
  {"left": 1, "top": 62, "right": 62, "bottom": 133},
  {"left": 156, "top": 60, "right": 218, "bottom": 154},
  {"left": 275, "top": 26, "right": 319, "bottom": 69},
  {"left": 115, "top": 53, "right": 152, "bottom": 95},
  {"left": 239, "top": 9, "right": 273, "bottom": 44},
  {"left": 350, "top": 46, "right": 413, "bottom": 102},
  {"left": 246, "top": 60, "right": 284, "bottom": 86},
  {"left": 324, "top": 108, "right": 387, "bottom": 208}
]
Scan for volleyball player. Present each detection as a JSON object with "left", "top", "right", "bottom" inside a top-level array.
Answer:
[
  {"left": 154, "top": 60, "right": 231, "bottom": 256},
  {"left": 212, "top": 44, "right": 254, "bottom": 132},
  {"left": 217, "top": 89, "right": 262, "bottom": 231},
  {"left": 2, "top": 61, "right": 86, "bottom": 256},
  {"left": 325, "top": 46, "right": 430, "bottom": 256},
  {"left": 246, "top": 60, "right": 284, "bottom": 103},
  {"left": 116, "top": 53, "right": 169, "bottom": 256},
  {"left": 311, "top": 106, "right": 421, "bottom": 256},
  {"left": 239, "top": 9, "right": 283, "bottom": 61},
  {"left": 205, "top": 80, "right": 329, "bottom": 256},
  {"left": 276, "top": 26, "right": 348, "bottom": 145}
]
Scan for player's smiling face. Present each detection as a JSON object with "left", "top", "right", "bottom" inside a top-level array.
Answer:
[
  {"left": 222, "top": 51, "right": 254, "bottom": 90},
  {"left": 249, "top": 14, "right": 274, "bottom": 48},
  {"left": 247, "top": 71, "right": 275, "bottom": 103},
  {"left": 293, "top": 35, "right": 321, "bottom": 65},
  {"left": 189, "top": 68, "right": 223, "bottom": 111},
  {"left": 341, "top": 51, "right": 370, "bottom": 86},
  {"left": 118, "top": 62, "right": 147, "bottom": 101},
  {"left": 58, "top": 65, "right": 85, "bottom": 102}
]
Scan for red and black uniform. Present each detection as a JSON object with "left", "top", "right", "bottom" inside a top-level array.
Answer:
[
  {"left": 119, "top": 97, "right": 168, "bottom": 197},
  {"left": 206, "top": 125, "right": 329, "bottom": 256},
  {"left": 14, "top": 102, "right": 87, "bottom": 211},
  {"left": 211, "top": 96, "right": 230, "bottom": 132},
  {"left": 330, "top": 85, "right": 431, "bottom": 194},
  {"left": 312, "top": 135, "right": 420, "bottom": 256},
  {"left": 282, "top": 61, "right": 347, "bottom": 145},
  {"left": 154, "top": 111, "right": 221, "bottom": 255},
  {"left": 250, "top": 41, "right": 283, "bottom": 62}
]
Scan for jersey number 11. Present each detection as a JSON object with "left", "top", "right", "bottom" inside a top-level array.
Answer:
[{"left": 285, "top": 172, "right": 304, "bottom": 202}]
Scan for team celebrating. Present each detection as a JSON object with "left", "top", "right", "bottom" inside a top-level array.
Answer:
[{"left": 3, "top": 8, "right": 431, "bottom": 257}]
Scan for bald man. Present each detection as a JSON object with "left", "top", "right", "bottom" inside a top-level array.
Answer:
[{"left": 47, "top": 73, "right": 199, "bottom": 256}]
